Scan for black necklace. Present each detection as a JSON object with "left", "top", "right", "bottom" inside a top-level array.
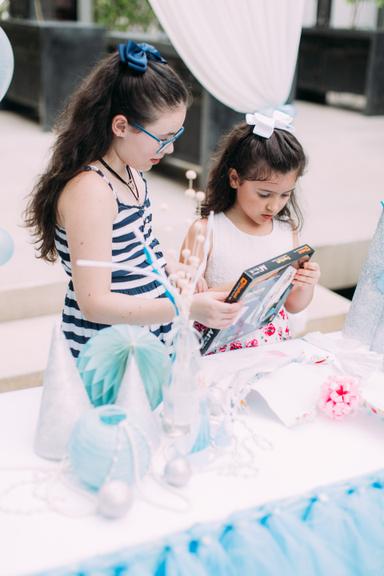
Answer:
[{"left": 99, "top": 158, "right": 140, "bottom": 202}]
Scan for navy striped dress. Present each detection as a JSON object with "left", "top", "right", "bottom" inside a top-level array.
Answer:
[{"left": 54, "top": 165, "right": 173, "bottom": 358}]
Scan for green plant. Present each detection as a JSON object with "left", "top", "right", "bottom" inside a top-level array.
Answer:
[
  {"left": 346, "top": 0, "right": 384, "bottom": 28},
  {"left": 346, "top": 0, "right": 384, "bottom": 8},
  {"left": 0, "top": 0, "right": 9, "bottom": 20},
  {"left": 94, "top": 0, "right": 159, "bottom": 32}
]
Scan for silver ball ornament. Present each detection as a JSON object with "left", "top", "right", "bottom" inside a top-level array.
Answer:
[
  {"left": 164, "top": 457, "right": 192, "bottom": 487},
  {"left": 97, "top": 480, "right": 133, "bottom": 519},
  {"left": 195, "top": 191, "right": 206, "bottom": 202}
]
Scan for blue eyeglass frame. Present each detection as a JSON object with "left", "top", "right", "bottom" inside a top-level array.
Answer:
[{"left": 131, "top": 121, "right": 185, "bottom": 154}]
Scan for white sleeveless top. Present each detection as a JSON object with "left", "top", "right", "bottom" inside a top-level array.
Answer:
[
  {"left": 205, "top": 213, "right": 294, "bottom": 288},
  {"left": 201, "top": 213, "right": 295, "bottom": 354}
]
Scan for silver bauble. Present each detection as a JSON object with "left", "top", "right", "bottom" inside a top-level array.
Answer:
[
  {"left": 97, "top": 480, "right": 133, "bottom": 519},
  {"left": 164, "top": 457, "right": 192, "bottom": 487}
]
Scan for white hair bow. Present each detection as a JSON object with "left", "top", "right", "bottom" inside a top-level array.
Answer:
[{"left": 246, "top": 108, "right": 294, "bottom": 139}]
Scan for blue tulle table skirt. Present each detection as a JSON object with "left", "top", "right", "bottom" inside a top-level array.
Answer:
[{"left": 37, "top": 468, "right": 384, "bottom": 576}]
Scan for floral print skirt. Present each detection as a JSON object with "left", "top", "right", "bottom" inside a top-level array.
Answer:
[{"left": 197, "top": 307, "right": 291, "bottom": 355}]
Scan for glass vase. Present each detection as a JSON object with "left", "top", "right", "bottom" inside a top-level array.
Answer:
[{"left": 162, "top": 317, "right": 201, "bottom": 436}]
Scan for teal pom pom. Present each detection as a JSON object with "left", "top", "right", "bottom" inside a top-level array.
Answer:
[
  {"left": 77, "top": 325, "right": 171, "bottom": 409},
  {"left": 68, "top": 405, "right": 150, "bottom": 491}
]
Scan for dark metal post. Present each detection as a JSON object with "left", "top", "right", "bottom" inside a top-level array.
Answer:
[{"left": 316, "top": 0, "right": 332, "bottom": 27}]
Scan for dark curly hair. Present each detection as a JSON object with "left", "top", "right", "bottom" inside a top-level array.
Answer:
[
  {"left": 201, "top": 123, "right": 306, "bottom": 231},
  {"left": 25, "top": 49, "right": 189, "bottom": 262}
]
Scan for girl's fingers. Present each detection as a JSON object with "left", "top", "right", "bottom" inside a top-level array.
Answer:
[
  {"left": 293, "top": 276, "right": 319, "bottom": 286},
  {"left": 302, "top": 262, "right": 321, "bottom": 275},
  {"left": 207, "top": 290, "right": 228, "bottom": 301},
  {"left": 293, "top": 274, "right": 319, "bottom": 286},
  {"left": 295, "top": 274, "right": 317, "bottom": 283},
  {"left": 191, "top": 291, "right": 243, "bottom": 328},
  {"left": 195, "top": 278, "right": 208, "bottom": 293},
  {"left": 294, "top": 262, "right": 321, "bottom": 286},
  {"left": 211, "top": 300, "right": 242, "bottom": 327}
]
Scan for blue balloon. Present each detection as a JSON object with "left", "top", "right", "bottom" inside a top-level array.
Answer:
[
  {"left": 0, "top": 28, "right": 14, "bottom": 102},
  {"left": 0, "top": 228, "right": 14, "bottom": 265}
]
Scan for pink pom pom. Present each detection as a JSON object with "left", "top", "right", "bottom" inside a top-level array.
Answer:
[{"left": 318, "top": 375, "right": 361, "bottom": 420}]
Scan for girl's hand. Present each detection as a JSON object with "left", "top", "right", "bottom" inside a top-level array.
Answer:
[
  {"left": 195, "top": 276, "right": 209, "bottom": 293},
  {"left": 293, "top": 261, "right": 321, "bottom": 288},
  {"left": 166, "top": 259, "right": 208, "bottom": 293},
  {"left": 166, "top": 261, "right": 200, "bottom": 292},
  {"left": 190, "top": 291, "right": 242, "bottom": 329}
]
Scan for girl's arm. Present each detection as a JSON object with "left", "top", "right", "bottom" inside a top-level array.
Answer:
[
  {"left": 285, "top": 260, "right": 321, "bottom": 313},
  {"left": 179, "top": 217, "right": 212, "bottom": 292},
  {"left": 58, "top": 176, "right": 240, "bottom": 328}
]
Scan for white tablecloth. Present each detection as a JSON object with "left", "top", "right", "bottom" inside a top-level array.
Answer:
[{"left": 1, "top": 337, "right": 383, "bottom": 576}]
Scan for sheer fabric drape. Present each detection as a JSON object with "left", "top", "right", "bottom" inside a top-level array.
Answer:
[{"left": 149, "top": 0, "right": 306, "bottom": 112}]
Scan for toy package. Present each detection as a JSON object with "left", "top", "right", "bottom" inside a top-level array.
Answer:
[{"left": 200, "top": 244, "right": 315, "bottom": 354}]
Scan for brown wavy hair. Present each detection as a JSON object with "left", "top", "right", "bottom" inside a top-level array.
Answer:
[
  {"left": 201, "top": 123, "right": 306, "bottom": 230},
  {"left": 25, "top": 50, "right": 189, "bottom": 262}
]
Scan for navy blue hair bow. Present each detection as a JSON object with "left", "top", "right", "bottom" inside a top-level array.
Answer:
[{"left": 118, "top": 40, "right": 167, "bottom": 73}]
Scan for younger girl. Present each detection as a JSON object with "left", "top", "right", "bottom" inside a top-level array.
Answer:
[
  {"left": 182, "top": 112, "right": 320, "bottom": 352},
  {"left": 25, "top": 41, "right": 241, "bottom": 357}
]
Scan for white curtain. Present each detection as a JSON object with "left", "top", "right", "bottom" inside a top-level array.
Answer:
[{"left": 149, "top": 0, "right": 306, "bottom": 113}]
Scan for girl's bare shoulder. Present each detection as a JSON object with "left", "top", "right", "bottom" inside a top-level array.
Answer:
[
  {"left": 60, "top": 169, "right": 115, "bottom": 204},
  {"left": 58, "top": 169, "right": 116, "bottom": 225}
]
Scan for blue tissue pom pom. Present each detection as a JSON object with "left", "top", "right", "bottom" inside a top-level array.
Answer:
[
  {"left": 77, "top": 325, "right": 171, "bottom": 409},
  {"left": 68, "top": 405, "right": 151, "bottom": 491}
]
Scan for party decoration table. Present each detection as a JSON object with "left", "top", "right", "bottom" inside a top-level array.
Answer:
[{"left": 0, "top": 336, "right": 384, "bottom": 575}]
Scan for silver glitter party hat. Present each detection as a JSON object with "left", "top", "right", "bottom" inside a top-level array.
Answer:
[
  {"left": 344, "top": 202, "right": 384, "bottom": 352},
  {"left": 34, "top": 322, "right": 91, "bottom": 460}
]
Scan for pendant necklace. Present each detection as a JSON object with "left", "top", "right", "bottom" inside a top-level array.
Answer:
[{"left": 99, "top": 158, "right": 140, "bottom": 203}]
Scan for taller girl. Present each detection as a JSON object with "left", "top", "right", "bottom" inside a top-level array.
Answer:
[{"left": 26, "top": 41, "right": 241, "bottom": 357}]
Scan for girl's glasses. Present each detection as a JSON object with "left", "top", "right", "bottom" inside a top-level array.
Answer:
[{"left": 131, "top": 121, "right": 185, "bottom": 154}]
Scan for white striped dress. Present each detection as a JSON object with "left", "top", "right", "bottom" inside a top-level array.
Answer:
[{"left": 54, "top": 165, "right": 173, "bottom": 358}]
